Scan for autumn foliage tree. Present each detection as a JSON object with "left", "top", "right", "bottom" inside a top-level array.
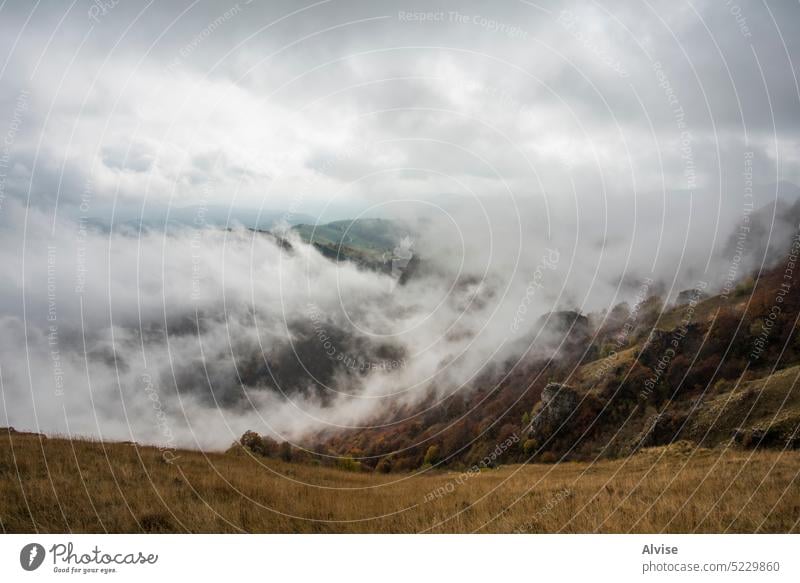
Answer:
[{"left": 423, "top": 445, "right": 440, "bottom": 466}]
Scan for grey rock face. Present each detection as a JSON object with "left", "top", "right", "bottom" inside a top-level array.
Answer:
[{"left": 528, "top": 383, "right": 579, "bottom": 439}]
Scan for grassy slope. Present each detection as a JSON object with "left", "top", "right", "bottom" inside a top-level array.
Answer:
[
  {"left": 292, "top": 218, "right": 409, "bottom": 263},
  {"left": 688, "top": 364, "right": 800, "bottom": 445},
  {"left": 1, "top": 431, "right": 798, "bottom": 533}
]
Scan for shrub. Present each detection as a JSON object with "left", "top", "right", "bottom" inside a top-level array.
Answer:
[
  {"left": 375, "top": 457, "right": 392, "bottom": 473},
  {"left": 260, "top": 437, "right": 279, "bottom": 457},
  {"left": 239, "top": 431, "right": 280, "bottom": 458},
  {"left": 423, "top": 445, "right": 440, "bottom": 465},
  {"left": 337, "top": 457, "right": 361, "bottom": 472},
  {"left": 539, "top": 451, "right": 558, "bottom": 464},
  {"left": 240, "top": 431, "right": 267, "bottom": 456},
  {"left": 734, "top": 276, "right": 755, "bottom": 297}
]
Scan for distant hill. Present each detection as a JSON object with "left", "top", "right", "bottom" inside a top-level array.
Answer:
[
  {"left": 79, "top": 204, "right": 316, "bottom": 234},
  {"left": 290, "top": 218, "right": 416, "bottom": 272},
  {"left": 293, "top": 218, "right": 410, "bottom": 256}
]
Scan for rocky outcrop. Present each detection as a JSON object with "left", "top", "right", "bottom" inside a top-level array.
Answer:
[
  {"left": 527, "top": 383, "right": 579, "bottom": 440},
  {"left": 675, "top": 288, "right": 708, "bottom": 305},
  {"left": 531, "top": 311, "right": 595, "bottom": 360},
  {"left": 535, "top": 311, "right": 590, "bottom": 339}
]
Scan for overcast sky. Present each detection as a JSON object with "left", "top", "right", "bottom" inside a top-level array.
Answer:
[{"left": 1, "top": 0, "right": 798, "bottom": 224}]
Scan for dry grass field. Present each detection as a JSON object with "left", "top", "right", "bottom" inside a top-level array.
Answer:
[{"left": 1, "top": 431, "right": 798, "bottom": 533}]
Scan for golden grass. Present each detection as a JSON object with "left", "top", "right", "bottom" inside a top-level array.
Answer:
[{"left": 1, "top": 432, "right": 798, "bottom": 533}]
